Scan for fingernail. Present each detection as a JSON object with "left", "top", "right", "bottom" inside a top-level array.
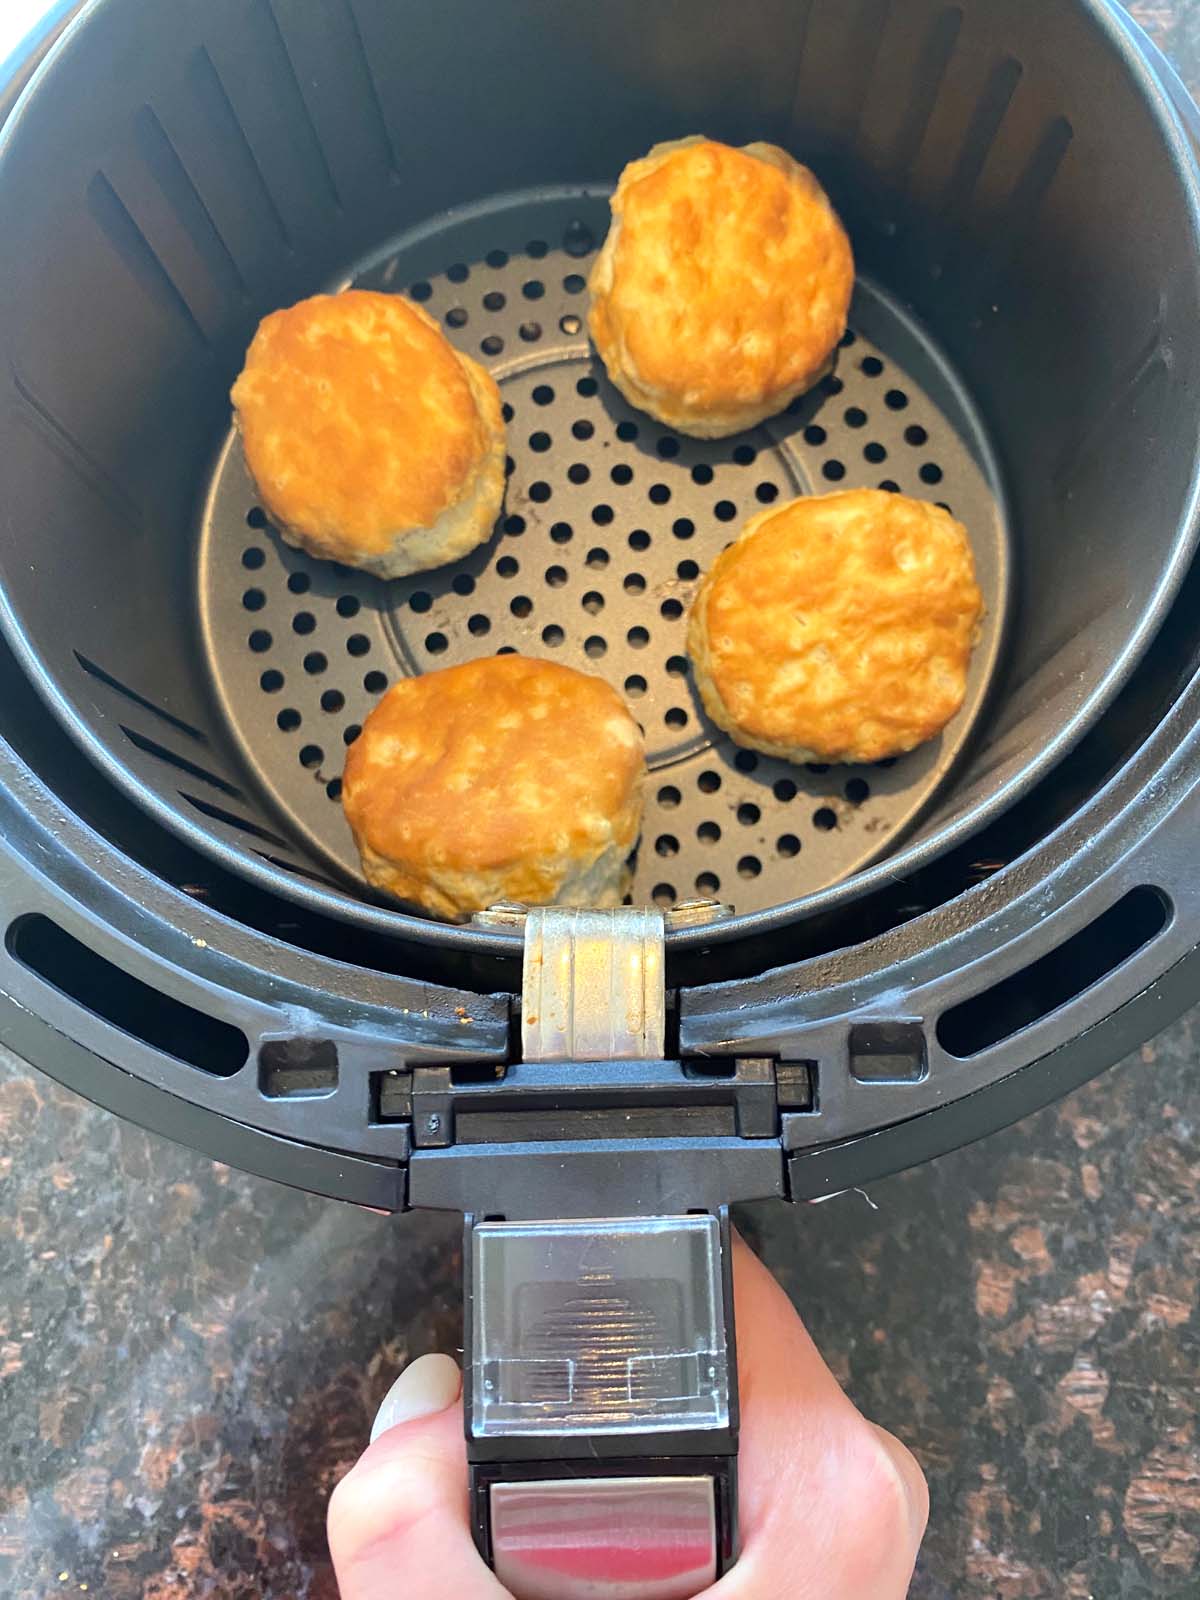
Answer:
[
  {"left": 870, "top": 1423, "right": 929, "bottom": 1545},
  {"left": 370, "top": 1353, "right": 462, "bottom": 1443}
]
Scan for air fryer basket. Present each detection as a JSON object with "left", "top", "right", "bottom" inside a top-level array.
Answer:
[{"left": 2, "top": 0, "right": 1199, "bottom": 952}]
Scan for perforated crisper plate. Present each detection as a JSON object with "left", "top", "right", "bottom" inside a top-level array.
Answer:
[{"left": 198, "top": 188, "right": 1009, "bottom": 917}]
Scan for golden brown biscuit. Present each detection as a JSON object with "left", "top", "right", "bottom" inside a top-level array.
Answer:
[
  {"left": 588, "top": 137, "right": 853, "bottom": 437},
  {"left": 231, "top": 290, "right": 504, "bottom": 577},
  {"left": 342, "top": 656, "right": 646, "bottom": 921},
  {"left": 688, "top": 490, "right": 983, "bottom": 764}
]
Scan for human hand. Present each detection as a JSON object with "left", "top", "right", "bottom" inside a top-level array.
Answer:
[{"left": 329, "top": 1232, "right": 928, "bottom": 1598}]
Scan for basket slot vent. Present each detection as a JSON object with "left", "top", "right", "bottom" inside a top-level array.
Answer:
[
  {"left": 6, "top": 913, "right": 247, "bottom": 1076},
  {"left": 74, "top": 651, "right": 208, "bottom": 744},
  {"left": 259, "top": 1037, "right": 338, "bottom": 1098},
  {"left": 85, "top": 172, "right": 210, "bottom": 350},
  {"left": 179, "top": 791, "right": 292, "bottom": 851},
  {"left": 120, "top": 725, "right": 245, "bottom": 800}
]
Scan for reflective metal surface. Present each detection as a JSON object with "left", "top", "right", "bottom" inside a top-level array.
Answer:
[
  {"left": 490, "top": 1476, "right": 717, "bottom": 1600},
  {"left": 522, "top": 907, "right": 665, "bottom": 1062}
]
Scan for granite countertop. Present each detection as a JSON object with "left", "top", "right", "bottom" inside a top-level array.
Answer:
[{"left": 4, "top": 3, "right": 1200, "bottom": 1597}]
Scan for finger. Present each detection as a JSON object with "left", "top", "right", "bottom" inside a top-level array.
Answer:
[
  {"left": 328, "top": 1354, "right": 508, "bottom": 1600},
  {"left": 709, "top": 1233, "right": 928, "bottom": 1600}
]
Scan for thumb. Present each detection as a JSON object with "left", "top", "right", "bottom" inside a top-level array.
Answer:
[{"left": 328, "top": 1353, "right": 508, "bottom": 1600}]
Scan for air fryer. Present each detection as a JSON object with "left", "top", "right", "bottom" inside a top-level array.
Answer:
[{"left": 3, "top": 0, "right": 1200, "bottom": 1591}]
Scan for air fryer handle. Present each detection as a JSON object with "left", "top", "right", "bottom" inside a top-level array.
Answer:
[{"left": 463, "top": 1209, "right": 740, "bottom": 1599}]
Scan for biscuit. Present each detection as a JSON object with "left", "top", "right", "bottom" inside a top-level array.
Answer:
[
  {"left": 231, "top": 290, "right": 505, "bottom": 577},
  {"left": 342, "top": 656, "right": 647, "bottom": 921},
  {"left": 688, "top": 490, "right": 983, "bottom": 764},
  {"left": 588, "top": 137, "right": 853, "bottom": 437}
]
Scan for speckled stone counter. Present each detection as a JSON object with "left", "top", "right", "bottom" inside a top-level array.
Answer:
[{"left": 4, "top": 3, "right": 1200, "bottom": 1597}]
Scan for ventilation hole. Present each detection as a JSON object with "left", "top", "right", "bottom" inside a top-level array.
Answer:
[
  {"left": 777, "top": 834, "right": 801, "bottom": 858},
  {"left": 657, "top": 785, "right": 681, "bottom": 808},
  {"left": 773, "top": 778, "right": 797, "bottom": 802},
  {"left": 519, "top": 321, "right": 542, "bottom": 342},
  {"left": 542, "top": 624, "right": 564, "bottom": 647},
  {"left": 813, "top": 807, "right": 838, "bottom": 830},
  {"left": 734, "top": 750, "right": 758, "bottom": 773},
  {"left": 864, "top": 442, "right": 888, "bottom": 464},
  {"left": 468, "top": 614, "right": 492, "bottom": 636},
  {"left": 691, "top": 463, "right": 713, "bottom": 485},
  {"left": 737, "top": 803, "right": 761, "bottom": 826},
  {"left": 496, "top": 646, "right": 518, "bottom": 656},
  {"left": 277, "top": 707, "right": 301, "bottom": 732},
  {"left": 937, "top": 887, "right": 1170, "bottom": 1058},
  {"left": 698, "top": 770, "right": 721, "bottom": 793},
  {"left": 533, "top": 384, "right": 554, "bottom": 405},
  {"left": 655, "top": 834, "right": 679, "bottom": 857},
  {"left": 529, "top": 481, "right": 552, "bottom": 502},
  {"left": 364, "top": 670, "right": 388, "bottom": 693},
  {"left": 675, "top": 560, "right": 698, "bottom": 582},
  {"left": 822, "top": 374, "right": 845, "bottom": 396},
  {"left": 807, "top": 762, "right": 831, "bottom": 774},
  {"left": 242, "top": 588, "right": 266, "bottom": 612},
  {"left": 624, "top": 674, "right": 647, "bottom": 697},
  {"left": 737, "top": 855, "right": 762, "bottom": 879},
  {"left": 529, "top": 431, "right": 552, "bottom": 452},
  {"left": 885, "top": 389, "right": 909, "bottom": 410},
  {"left": 824, "top": 460, "right": 848, "bottom": 482},
  {"left": 502, "top": 403, "right": 514, "bottom": 423},
  {"left": 905, "top": 424, "right": 929, "bottom": 446},
  {"left": 497, "top": 555, "right": 520, "bottom": 576},
  {"left": 652, "top": 883, "right": 677, "bottom": 908},
  {"left": 845, "top": 777, "right": 871, "bottom": 804},
  {"left": 560, "top": 314, "right": 582, "bottom": 336},
  {"left": 522, "top": 279, "right": 545, "bottom": 300},
  {"left": 657, "top": 436, "right": 681, "bottom": 459},
  {"left": 246, "top": 508, "right": 268, "bottom": 531},
  {"left": 8, "top": 914, "right": 247, "bottom": 1076},
  {"left": 840, "top": 328, "right": 857, "bottom": 348},
  {"left": 292, "top": 612, "right": 316, "bottom": 635},
  {"left": 345, "top": 629, "right": 370, "bottom": 655},
  {"left": 481, "top": 335, "right": 504, "bottom": 356},
  {"left": 334, "top": 592, "right": 360, "bottom": 617},
  {"left": 592, "top": 504, "right": 614, "bottom": 525},
  {"left": 248, "top": 629, "right": 272, "bottom": 653},
  {"left": 576, "top": 376, "right": 598, "bottom": 397},
  {"left": 731, "top": 444, "right": 756, "bottom": 466},
  {"left": 584, "top": 635, "right": 607, "bottom": 658},
  {"left": 648, "top": 483, "right": 671, "bottom": 505},
  {"left": 937, "top": 501, "right": 953, "bottom": 514},
  {"left": 586, "top": 547, "right": 609, "bottom": 569},
  {"left": 326, "top": 777, "right": 343, "bottom": 801},
  {"left": 629, "top": 530, "right": 651, "bottom": 552},
  {"left": 714, "top": 500, "right": 737, "bottom": 522},
  {"left": 568, "top": 462, "right": 590, "bottom": 485},
  {"left": 563, "top": 219, "right": 594, "bottom": 256},
  {"left": 860, "top": 356, "right": 884, "bottom": 376},
  {"left": 697, "top": 821, "right": 721, "bottom": 844},
  {"left": 804, "top": 424, "right": 827, "bottom": 446},
  {"left": 616, "top": 420, "right": 639, "bottom": 442},
  {"left": 920, "top": 462, "right": 944, "bottom": 485},
  {"left": 445, "top": 307, "right": 468, "bottom": 328},
  {"left": 664, "top": 706, "right": 688, "bottom": 729},
  {"left": 544, "top": 565, "right": 568, "bottom": 589},
  {"left": 880, "top": 479, "right": 901, "bottom": 493},
  {"left": 260, "top": 669, "right": 284, "bottom": 693},
  {"left": 549, "top": 521, "right": 573, "bottom": 544},
  {"left": 624, "top": 573, "right": 646, "bottom": 594},
  {"left": 563, "top": 273, "right": 586, "bottom": 293},
  {"left": 283, "top": 571, "right": 310, "bottom": 596},
  {"left": 410, "top": 280, "right": 432, "bottom": 301},
  {"left": 511, "top": 595, "right": 533, "bottom": 618},
  {"left": 299, "top": 744, "right": 323, "bottom": 769},
  {"left": 572, "top": 419, "right": 594, "bottom": 441},
  {"left": 486, "top": 248, "right": 508, "bottom": 268},
  {"left": 660, "top": 599, "right": 683, "bottom": 620},
  {"left": 611, "top": 464, "right": 633, "bottom": 485},
  {"left": 410, "top": 590, "right": 433, "bottom": 613},
  {"left": 320, "top": 688, "right": 345, "bottom": 713},
  {"left": 242, "top": 547, "right": 266, "bottom": 574},
  {"left": 627, "top": 626, "right": 649, "bottom": 648},
  {"left": 483, "top": 290, "right": 505, "bottom": 312},
  {"left": 672, "top": 517, "right": 695, "bottom": 540},
  {"left": 666, "top": 654, "right": 688, "bottom": 677},
  {"left": 343, "top": 724, "right": 361, "bottom": 745},
  {"left": 845, "top": 407, "right": 867, "bottom": 428},
  {"left": 755, "top": 483, "right": 779, "bottom": 504},
  {"left": 582, "top": 590, "right": 604, "bottom": 614},
  {"left": 696, "top": 872, "right": 721, "bottom": 896}
]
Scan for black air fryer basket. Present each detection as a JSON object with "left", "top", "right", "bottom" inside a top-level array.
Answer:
[{"left": 4, "top": 0, "right": 1200, "bottom": 1589}]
